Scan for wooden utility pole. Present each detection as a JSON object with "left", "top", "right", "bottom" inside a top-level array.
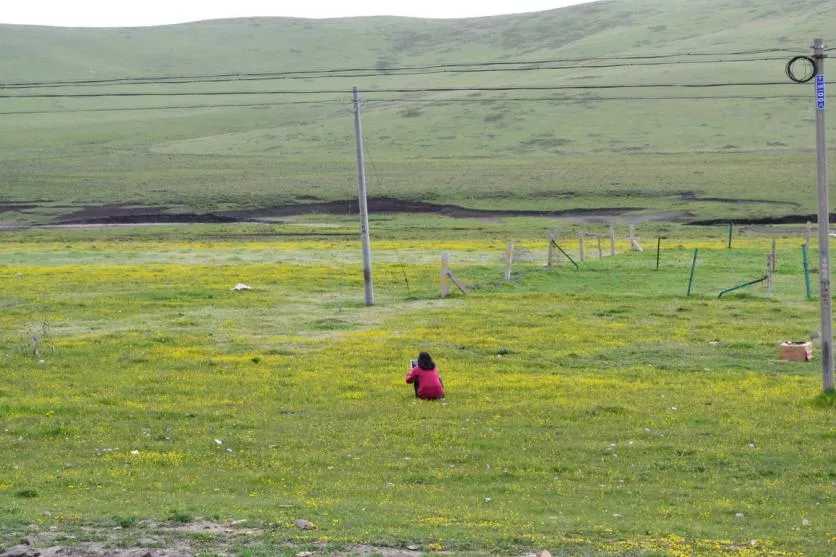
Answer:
[
  {"left": 812, "top": 40, "right": 833, "bottom": 392},
  {"left": 352, "top": 86, "right": 374, "bottom": 306}
]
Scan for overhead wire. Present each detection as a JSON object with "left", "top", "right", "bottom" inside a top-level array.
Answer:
[
  {"left": 0, "top": 47, "right": 807, "bottom": 90},
  {"left": 0, "top": 50, "right": 818, "bottom": 115},
  {"left": 0, "top": 104, "right": 343, "bottom": 115},
  {"left": 357, "top": 126, "right": 414, "bottom": 297},
  {"left": 0, "top": 99, "right": 346, "bottom": 115},
  {"left": 0, "top": 56, "right": 791, "bottom": 89},
  {"left": 0, "top": 81, "right": 809, "bottom": 100},
  {"left": 0, "top": 93, "right": 814, "bottom": 117}
]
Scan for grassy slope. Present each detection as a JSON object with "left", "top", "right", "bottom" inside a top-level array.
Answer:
[
  {"left": 0, "top": 223, "right": 833, "bottom": 555},
  {"left": 1, "top": 0, "right": 836, "bottom": 222}
]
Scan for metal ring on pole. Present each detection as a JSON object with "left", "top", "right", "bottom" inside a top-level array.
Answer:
[{"left": 786, "top": 55, "right": 816, "bottom": 83}]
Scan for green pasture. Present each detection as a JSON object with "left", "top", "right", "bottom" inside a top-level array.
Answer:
[
  {"left": 2, "top": 0, "right": 836, "bottom": 224},
  {"left": 0, "top": 219, "right": 832, "bottom": 556}
]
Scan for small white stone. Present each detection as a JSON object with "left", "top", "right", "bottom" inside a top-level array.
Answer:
[{"left": 736, "top": 513, "right": 745, "bottom": 519}]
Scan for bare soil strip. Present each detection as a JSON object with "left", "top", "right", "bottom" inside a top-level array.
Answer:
[
  {"left": 2, "top": 521, "right": 548, "bottom": 556},
  {"left": 1, "top": 197, "right": 813, "bottom": 227}
]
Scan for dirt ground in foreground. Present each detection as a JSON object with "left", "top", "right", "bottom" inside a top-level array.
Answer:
[{"left": 1, "top": 521, "right": 550, "bottom": 557}]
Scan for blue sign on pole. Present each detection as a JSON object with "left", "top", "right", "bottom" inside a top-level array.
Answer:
[{"left": 816, "top": 74, "right": 826, "bottom": 110}]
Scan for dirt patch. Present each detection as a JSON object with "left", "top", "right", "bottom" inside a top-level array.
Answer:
[
  {"left": 54, "top": 204, "right": 238, "bottom": 225},
  {"left": 0, "top": 521, "right": 546, "bottom": 557},
  {"left": 677, "top": 192, "right": 801, "bottom": 207},
  {"left": 4, "top": 197, "right": 816, "bottom": 228},
  {"left": 226, "top": 196, "right": 647, "bottom": 220},
  {"left": 0, "top": 203, "right": 37, "bottom": 215},
  {"left": 688, "top": 214, "right": 826, "bottom": 226},
  {"left": 43, "top": 198, "right": 678, "bottom": 227}
]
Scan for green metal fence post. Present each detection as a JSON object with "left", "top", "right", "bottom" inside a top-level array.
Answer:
[
  {"left": 687, "top": 248, "right": 699, "bottom": 296},
  {"left": 802, "top": 244, "right": 813, "bottom": 300}
]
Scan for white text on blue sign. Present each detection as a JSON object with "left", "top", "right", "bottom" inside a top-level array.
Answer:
[{"left": 816, "top": 75, "right": 826, "bottom": 110}]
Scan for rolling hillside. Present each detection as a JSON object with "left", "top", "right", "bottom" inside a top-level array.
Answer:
[{"left": 0, "top": 0, "right": 835, "bottom": 224}]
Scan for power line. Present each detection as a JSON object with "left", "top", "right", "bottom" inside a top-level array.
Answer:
[
  {"left": 0, "top": 81, "right": 807, "bottom": 100},
  {"left": 0, "top": 56, "right": 790, "bottom": 90},
  {"left": 366, "top": 94, "right": 810, "bottom": 102},
  {"left": 0, "top": 49, "right": 803, "bottom": 90},
  {"left": 0, "top": 94, "right": 811, "bottom": 117},
  {"left": 0, "top": 99, "right": 347, "bottom": 116}
]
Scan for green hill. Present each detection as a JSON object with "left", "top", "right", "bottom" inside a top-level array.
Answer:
[{"left": 1, "top": 0, "right": 835, "bottom": 224}]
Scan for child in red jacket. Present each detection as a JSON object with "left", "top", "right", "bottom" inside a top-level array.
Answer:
[{"left": 406, "top": 351, "right": 445, "bottom": 400}]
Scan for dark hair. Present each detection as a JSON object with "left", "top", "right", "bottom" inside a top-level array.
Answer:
[{"left": 417, "top": 351, "right": 435, "bottom": 370}]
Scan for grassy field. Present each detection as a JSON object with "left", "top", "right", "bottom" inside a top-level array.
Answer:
[
  {"left": 1, "top": 0, "right": 836, "bottom": 224},
  {"left": 0, "top": 218, "right": 833, "bottom": 556}
]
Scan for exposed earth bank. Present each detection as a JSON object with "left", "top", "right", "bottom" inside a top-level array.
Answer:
[{"left": 0, "top": 197, "right": 820, "bottom": 228}]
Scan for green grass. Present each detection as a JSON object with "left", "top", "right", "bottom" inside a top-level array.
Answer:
[
  {"left": 1, "top": 0, "right": 836, "bottom": 224},
  {"left": 0, "top": 219, "right": 832, "bottom": 555}
]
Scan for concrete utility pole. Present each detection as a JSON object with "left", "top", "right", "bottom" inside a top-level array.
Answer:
[
  {"left": 812, "top": 39, "right": 834, "bottom": 392},
  {"left": 353, "top": 86, "right": 374, "bottom": 306}
]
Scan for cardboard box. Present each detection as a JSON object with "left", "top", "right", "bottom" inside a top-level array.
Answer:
[{"left": 779, "top": 341, "right": 813, "bottom": 361}]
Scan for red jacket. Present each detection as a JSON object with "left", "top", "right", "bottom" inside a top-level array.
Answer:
[{"left": 405, "top": 366, "right": 445, "bottom": 399}]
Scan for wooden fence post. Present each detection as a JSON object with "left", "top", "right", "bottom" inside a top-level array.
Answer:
[
  {"left": 629, "top": 224, "right": 643, "bottom": 252},
  {"left": 578, "top": 232, "right": 585, "bottom": 262},
  {"left": 547, "top": 232, "right": 555, "bottom": 269},
  {"left": 441, "top": 252, "right": 449, "bottom": 298},
  {"left": 768, "top": 239, "right": 777, "bottom": 298},
  {"left": 505, "top": 242, "right": 514, "bottom": 281},
  {"left": 609, "top": 225, "right": 616, "bottom": 256}
]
